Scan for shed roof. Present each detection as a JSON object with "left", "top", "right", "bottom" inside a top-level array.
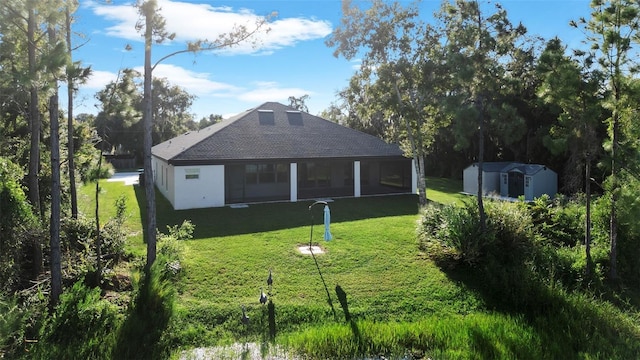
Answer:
[
  {"left": 466, "top": 162, "right": 555, "bottom": 176},
  {"left": 152, "top": 102, "right": 405, "bottom": 165},
  {"left": 501, "top": 163, "right": 552, "bottom": 176}
]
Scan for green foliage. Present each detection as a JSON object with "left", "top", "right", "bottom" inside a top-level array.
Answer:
[
  {"left": 0, "top": 295, "right": 29, "bottom": 358},
  {"left": 419, "top": 200, "right": 533, "bottom": 267},
  {"left": 529, "top": 194, "right": 585, "bottom": 247},
  {"left": 36, "top": 280, "right": 122, "bottom": 359},
  {"left": 100, "top": 194, "right": 128, "bottom": 261},
  {"left": 0, "top": 157, "right": 36, "bottom": 292},
  {"left": 616, "top": 175, "right": 640, "bottom": 287},
  {"left": 113, "top": 220, "right": 186, "bottom": 359},
  {"left": 84, "top": 161, "right": 115, "bottom": 183}
]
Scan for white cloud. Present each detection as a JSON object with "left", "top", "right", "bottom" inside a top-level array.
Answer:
[
  {"left": 135, "top": 64, "right": 240, "bottom": 95},
  {"left": 83, "top": 69, "right": 119, "bottom": 90},
  {"left": 238, "top": 81, "right": 312, "bottom": 103},
  {"left": 89, "top": 0, "right": 332, "bottom": 55}
]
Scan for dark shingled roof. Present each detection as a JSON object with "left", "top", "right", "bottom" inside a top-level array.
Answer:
[{"left": 152, "top": 102, "right": 406, "bottom": 165}]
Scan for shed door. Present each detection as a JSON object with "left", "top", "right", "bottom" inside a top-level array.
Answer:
[{"left": 508, "top": 171, "right": 524, "bottom": 198}]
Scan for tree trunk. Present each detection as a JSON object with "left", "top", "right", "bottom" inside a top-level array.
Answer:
[
  {"left": 609, "top": 110, "right": 619, "bottom": 281},
  {"left": 414, "top": 155, "right": 427, "bottom": 206},
  {"left": 585, "top": 154, "right": 593, "bottom": 278},
  {"left": 95, "top": 149, "right": 102, "bottom": 280},
  {"left": 66, "top": 7, "right": 78, "bottom": 219},
  {"left": 27, "top": 7, "right": 41, "bottom": 215},
  {"left": 476, "top": 97, "right": 486, "bottom": 233},
  {"left": 49, "top": 92, "right": 62, "bottom": 306},
  {"left": 27, "top": 6, "right": 43, "bottom": 279},
  {"left": 143, "top": 1, "right": 157, "bottom": 268}
]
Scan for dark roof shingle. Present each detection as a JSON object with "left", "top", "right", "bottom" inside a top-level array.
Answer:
[{"left": 152, "top": 102, "right": 405, "bottom": 164}]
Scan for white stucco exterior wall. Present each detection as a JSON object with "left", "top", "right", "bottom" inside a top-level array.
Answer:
[
  {"left": 153, "top": 156, "right": 175, "bottom": 207},
  {"left": 172, "top": 165, "right": 225, "bottom": 210}
]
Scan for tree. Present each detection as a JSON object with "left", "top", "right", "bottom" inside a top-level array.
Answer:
[
  {"left": 46, "top": 4, "right": 70, "bottom": 306},
  {"left": 577, "top": 0, "right": 640, "bottom": 281},
  {"left": 536, "top": 38, "right": 605, "bottom": 275},
  {"left": 151, "top": 77, "right": 196, "bottom": 144},
  {"left": 437, "top": 0, "right": 529, "bottom": 231},
  {"left": 136, "top": 0, "right": 271, "bottom": 267},
  {"left": 198, "top": 114, "right": 223, "bottom": 129},
  {"left": 94, "top": 71, "right": 197, "bottom": 158},
  {"left": 328, "top": 0, "right": 446, "bottom": 206},
  {"left": 64, "top": 0, "right": 91, "bottom": 220},
  {"left": 288, "top": 94, "right": 310, "bottom": 112},
  {"left": 94, "top": 69, "right": 143, "bottom": 155},
  {"left": 0, "top": 0, "right": 68, "bottom": 280}
]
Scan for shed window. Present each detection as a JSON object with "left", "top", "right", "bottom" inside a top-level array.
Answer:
[{"left": 185, "top": 168, "right": 200, "bottom": 180}]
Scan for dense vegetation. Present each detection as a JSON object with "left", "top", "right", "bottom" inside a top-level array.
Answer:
[{"left": 1, "top": 0, "right": 640, "bottom": 358}]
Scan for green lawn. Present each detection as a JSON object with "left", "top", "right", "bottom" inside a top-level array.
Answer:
[{"left": 79, "top": 176, "right": 640, "bottom": 359}]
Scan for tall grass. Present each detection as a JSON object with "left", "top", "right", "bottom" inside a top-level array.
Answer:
[{"left": 285, "top": 313, "right": 544, "bottom": 359}]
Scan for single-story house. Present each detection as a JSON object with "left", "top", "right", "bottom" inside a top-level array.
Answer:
[
  {"left": 463, "top": 162, "right": 557, "bottom": 201},
  {"left": 151, "top": 102, "right": 417, "bottom": 210}
]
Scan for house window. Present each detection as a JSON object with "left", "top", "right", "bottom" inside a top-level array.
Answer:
[
  {"left": 502, "top": 174, "right": 507, "bottom": 185},
  {"left": 245, "top": 163, "right": 288, "bottom": 184},
  {"left": 525, "top": 176, "right": 530, "bottom": 188},
  {"left": 259, "top": 164, "right": 276, "bottom": 183},
  {"left": 246, "top": 164, "right": 258, "bottom": 184},
  {"left": 276, "top": 164, "right": 288, "bottom": 183},
  {"left": 185, "top": 168, "right": 200, "bottom": 180}
]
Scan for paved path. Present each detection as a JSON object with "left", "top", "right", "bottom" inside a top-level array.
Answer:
[{"left": 107, "top": 171, "right": 140, "bottom": 186}]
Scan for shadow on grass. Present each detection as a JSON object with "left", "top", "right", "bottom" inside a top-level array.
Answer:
[
  {"left": 335, "top": 284, "right": 363, "bottom": 350},
  {"left": 134, "top": 185, "right": 419, "bottom": 239},
  {"left": 442, "top": 262, "right": 640, "bottom": 359},
  {"left": 113, "top": 268, "right": 174, "bottom": 359}
]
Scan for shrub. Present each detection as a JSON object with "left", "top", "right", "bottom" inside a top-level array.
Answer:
[
  {"left": 0, "top": 295, "right": 29, "bottom": 358},
  {"left": 112, "top": 221, "right": 189, "bottom": 359},
  {"left": 0, "top": 157, "right": 36, "bottom": 292},
  {"left": 418, "top": 202, "right": 484, "bottom": 266},
  {"left": 36, "top": 280, "right": 122, "bottom": 359},
  {"left": 529, "top": 195, "right": 584, "bottom": 247},
  {"left": 419, "top": 200, "right": 533, "bottom": 267},
  {"left": 100, "top": 194, "right": 128, "bottom": 262},
  {"left": 83, "top": 161, "right": 115, "bottom": 183}
]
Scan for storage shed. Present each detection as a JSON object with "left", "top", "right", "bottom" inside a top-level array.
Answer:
[{"left": 463, "top": 162, "right": 557, "bottom": 201}]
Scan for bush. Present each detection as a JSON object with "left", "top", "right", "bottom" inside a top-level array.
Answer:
[
  {"left": 112, "top": 221, "right": 190, "bottom": 359},
  {"left": 83, "top": 161, "right": 115, "bottom": 183},
  {"left": 418, "top": 200, "right": 533, "bottom": 267},
  {"left": 0, "top": 295, "right": 29, "bottom": 358},
  {"left": 529, "top": 195, "right": 584, "bottom": 247},
  {"left": 36, "top": 280, "right": 122, "bottom": 359},
  {"left": 100, "top": 195, "right": 128, "bottom": 262},
  {"left": 0, "top": 157, "right": 37, "bottom": 292}
]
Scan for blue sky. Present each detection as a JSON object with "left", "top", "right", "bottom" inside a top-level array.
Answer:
[{"left": 67, "top": 0, "right": 593, "bottom": 120}]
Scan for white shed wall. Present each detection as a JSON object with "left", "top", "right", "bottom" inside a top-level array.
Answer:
[
  {"left": 531, "top": 169, "right": 557, "bottom": 200},
  {"left": 463, "top": 164, "right": 501, "bottom": 195}
]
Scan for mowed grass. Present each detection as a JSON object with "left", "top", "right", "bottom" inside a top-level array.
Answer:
[
  {"left": 79, "top": 176, "right": 640, "bottom": 359},
  {"left": 79, "top": 178, "right": 483, "bottom": 342}
]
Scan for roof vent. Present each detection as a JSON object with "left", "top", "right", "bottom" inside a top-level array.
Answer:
[{"left": 258, "top": 109, "right": 275, "bottom": 125}]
